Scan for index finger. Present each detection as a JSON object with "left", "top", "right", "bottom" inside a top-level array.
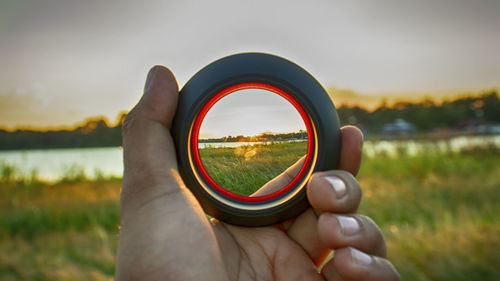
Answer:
[{"left": 337, "top": 125, "right": 364, "bottom": 176}]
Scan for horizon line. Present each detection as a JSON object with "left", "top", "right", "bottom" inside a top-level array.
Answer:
[{"left": 1, "top": 89, "right": 497, "bottom": 132}]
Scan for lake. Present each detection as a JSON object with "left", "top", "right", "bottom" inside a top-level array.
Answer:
[
  {"left": 0, "top": 135, "right": 498, "bottom": 182},
  {"left": 0, "top": 147, "right": 124, "bottom": 182}
]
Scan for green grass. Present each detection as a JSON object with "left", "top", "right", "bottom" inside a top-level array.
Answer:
[
  {"left": 0, "top": 181, "right": 121, "bottom": 281},
  {"left": 0, "top": 143, "right": 499, "bottom": 280},
  {"left": 199, "top": 141, "right": 307, "bottom": 195},
  {"left": 357, "top": 148, "right": 500, "bottom": 280}
]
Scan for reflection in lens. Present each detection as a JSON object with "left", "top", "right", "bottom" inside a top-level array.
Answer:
[{"left": 198, "top": 88, "right": 308, "bottom": 197}]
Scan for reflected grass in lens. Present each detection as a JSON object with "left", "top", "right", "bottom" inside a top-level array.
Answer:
[{"left": 199, "top": 141, "right": 307, "bottom": 196}]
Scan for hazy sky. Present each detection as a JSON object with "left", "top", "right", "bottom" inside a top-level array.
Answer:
[
  {"left": 1, "top": 0, "right": 499, "bottom": 128},
  {"left": 199, "top": 89, "right": 305, "bottom": 139}
]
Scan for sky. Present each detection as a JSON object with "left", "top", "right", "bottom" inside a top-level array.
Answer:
[
  {"left": 1, "top": 0, "right": 499, "bottom": 129},
  {"left": 198, "top": 89, "right": 306, "bottom": 139}
]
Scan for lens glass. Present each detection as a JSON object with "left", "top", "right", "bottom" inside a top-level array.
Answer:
[{"left": 197, "top": 87, "right": 308, "bottom": 197}]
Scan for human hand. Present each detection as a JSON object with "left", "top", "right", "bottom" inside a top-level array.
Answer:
[{"left": 115, "top": 65, "right": 401, "bottom": 281}]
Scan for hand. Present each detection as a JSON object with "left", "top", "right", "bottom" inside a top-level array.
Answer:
[{"left": 115, "top": 66, "right": 401, "bottom": 281}]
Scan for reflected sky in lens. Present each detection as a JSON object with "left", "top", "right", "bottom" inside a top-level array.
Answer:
[{"left": 199, "top": 89, "right": 305, "bottom": 139}]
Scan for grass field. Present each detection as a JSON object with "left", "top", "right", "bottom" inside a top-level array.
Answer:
[
  {"left": 0, "top": 142, "right": 499, "bottom": 280},
  {"left": 199, "top": 141, "right": 307, "bottom": 195}
]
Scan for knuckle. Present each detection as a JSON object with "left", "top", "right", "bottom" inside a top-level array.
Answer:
[
  {"left": 357, "top": 215, "right": 383, "bottom": 236},
  {"left": 122, "top": 110, "right": 135, "bottom": 135},
  {"left": 356, "top": 214, "right": 387, "bottom": 254},
  {"left": 312, "top": 169, "right": 355, "bottom": 184},
  {"left": 336, "top": 169, "right": 356, "bottom": 180},
  {"left": 122, "top": 108, "right": 142, "bottom": 138},
  {"left": 308, "top": 172, "right": 323, "bottom": 185},
  {"left": 375, "top": 257, "right": 401, "bottom": 281},
  {"left": 357, "top": 214, "right": 375, "bottom": 225}
]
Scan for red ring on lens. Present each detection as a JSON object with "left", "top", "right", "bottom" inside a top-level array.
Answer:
[{"left": 191, "top": 82, "right": 314, "bottom": 202}]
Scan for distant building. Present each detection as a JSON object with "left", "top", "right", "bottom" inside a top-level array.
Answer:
[
  {"left": 477, "top": 124, "right": 500, "bottom": 134},
  {"left": 381, "top": 119, "right": 417, "bottom": 137},
  {"left": 455, "top": 118, "right": 488, "bottom": 132},
  {"left": 454, "top": 118, "right": 500, "bottom": 135}
]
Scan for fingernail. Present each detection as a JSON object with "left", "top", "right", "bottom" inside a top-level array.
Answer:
[
  {"left": 324, "top": 176, "right": 347, "bottom": 199},
  {"left": 350, "top": 247, "right": 372, "bottom": 266},
  {"left": 337, "top": 215, "right": 360, "bottom": 235},
  {"left": 144, "top": 66, "right": 158, "bottom": 92}
]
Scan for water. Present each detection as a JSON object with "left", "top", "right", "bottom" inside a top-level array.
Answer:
[
  {"left": 0, "top": 147, "right": 123, "bottom": 182},
  {"left": 0, "top": 136, "right": 498, "bottom": 181},
  {"left": 363, "top": 135, "right": 500, "bottom": 157},
  {"left": 198, "top": 140, "right": 305, "bottom": 149},
  {"left": 198, "top": 141, "right": 270, "bottom": 149}
]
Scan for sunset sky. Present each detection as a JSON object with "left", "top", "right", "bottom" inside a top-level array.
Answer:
[
  {"left": 1, "top": 0, "right": 499, "bottom": 129},
  {"left": 199, "top": 89, "right": 305, "bottom": 139}
]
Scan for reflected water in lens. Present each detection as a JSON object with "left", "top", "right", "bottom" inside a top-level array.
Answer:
[{"left": 198, "top": 88, "right": 308, "bottom": 197}]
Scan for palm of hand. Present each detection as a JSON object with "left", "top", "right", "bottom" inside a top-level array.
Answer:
[
  {"left": 118, "top": 174, "right": 328, "bottom": 281},
  {"left": 216, "top": 219, "right": 324, "bottom": 281}
]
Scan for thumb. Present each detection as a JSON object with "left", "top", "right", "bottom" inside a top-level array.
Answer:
[
  {"left": 135, "top": 65, "right": 178, "bottom": 129},
  {"left": 251, "top": 156, "right": 305, "bottom": 196},
  {"left": 121, "top": 65, "right": 180, "bottom": 206},
  {"left": 116, "top": 67, "right": 226, "bottom": 280}
]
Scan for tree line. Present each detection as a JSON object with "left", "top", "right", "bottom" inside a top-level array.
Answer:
[
  {"left": 0, "top": 117, "right": 123, "bottom": 150},
  {"left": 337, "top": 90, "right": 499, "bottom": 135},
  {"left": 0, "top": 90, "right": 498, "bottom": 150},
  {"left": 200, "top": 130, "right": 307, "bottom": 143}
]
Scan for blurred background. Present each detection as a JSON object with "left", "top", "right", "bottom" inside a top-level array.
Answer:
[{"left": 0, "top": 0, "right": 499, "bottom": 280}]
